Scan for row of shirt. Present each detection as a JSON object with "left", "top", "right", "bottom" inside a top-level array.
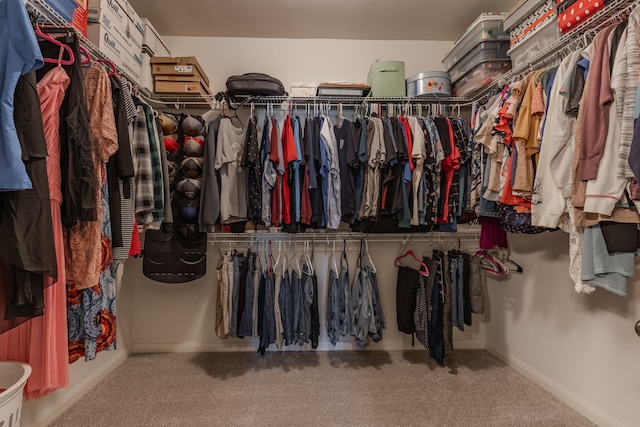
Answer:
[
  {"left": 470, "top": 7, "right": 640, "bottom": 297},
  {"left": 195, "top": 112, "right": 476, "bottom": 233}
]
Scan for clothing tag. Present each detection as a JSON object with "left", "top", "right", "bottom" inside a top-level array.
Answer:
[{"left": 339, "top": 139, "right": 345, "bottom": 149}]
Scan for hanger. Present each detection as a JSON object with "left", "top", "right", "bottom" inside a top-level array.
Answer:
[
  {"left": 291, "top": 241, "right": 302, "bottom": 277},
  {"left": 395, "top": 237, "right": 429, "bottom": 276},
  {"left": 302, "top": 241, "right": 314, "bottom": 276},
  {"left": 96, "top": 58, "right": 117, "bottom": 76},
  {"left": 475, "top": 250, "right": 509, "bottom": 275},
  {"left": 36, "top": 26, "right": 75, "bottom": 66},
  {"left": 78, "top": 45, "right": 91, "bottom": 68},
  {"left": 363, "top": 239, "right": 376, "bottom": 273}
]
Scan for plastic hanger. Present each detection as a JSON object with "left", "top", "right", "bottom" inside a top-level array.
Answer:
[
  {"left": 395, "top": 249, "right": 429, "bottom": 276},
  {"left": 78, "top": 45, "right": 91, "bottom": 68},
  {"left": 291, "top": 241, "right": 302, "bottom": 277},
  {"left": 475, "top": 250, "right": 509, "bottom": 275},
  {"left": 36, "top": 26, "right": 74, "bottom": 66},
  {"left": 96, "top": 58, "right": 117, "bottom": 76}
]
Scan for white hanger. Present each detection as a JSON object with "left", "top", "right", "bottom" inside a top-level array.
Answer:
[
  {"left": 364, "top": 239, "right": 376, "bottom": 273},
  {"left": 292, "top": 241, "right": 302, "bottom": 277}
]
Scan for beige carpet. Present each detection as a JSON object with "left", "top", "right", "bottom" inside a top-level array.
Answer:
[{"left": 50, "top": 350, "right": 595, "bottom": 427}]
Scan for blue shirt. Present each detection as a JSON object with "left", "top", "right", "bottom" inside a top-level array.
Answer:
[{"left": 0, "top": 0, "right": 44, "bottom": 191}]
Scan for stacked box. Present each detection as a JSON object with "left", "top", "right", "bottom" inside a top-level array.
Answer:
[
  {"left": 141, "top": 18, "right": 171, "bottom": 92},
  {"left": 87, "top": 0, "right": 144, "bottom": 81},
  {"left": 151, "top": 56, "right": 212, "bottom": 96}
]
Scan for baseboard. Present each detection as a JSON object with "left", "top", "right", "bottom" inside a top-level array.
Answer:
[
  {"left": 485, "top": 342, "right": 624, "bottom": 427},
  {"left": 132, "top": 338, "right": 485, "bottom": 353},
  {"left": 25, "top": 350, "right": 130, "bottom": 427}
]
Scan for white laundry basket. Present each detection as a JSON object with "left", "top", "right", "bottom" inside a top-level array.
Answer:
[{"left": 0, "top": 362, "right": 32, "bottom": 427}]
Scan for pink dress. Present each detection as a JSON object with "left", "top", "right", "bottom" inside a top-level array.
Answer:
[{"left": 0, "top": 66, "right": 71, "bottom": 399}]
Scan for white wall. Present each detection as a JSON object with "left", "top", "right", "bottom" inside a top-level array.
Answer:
[
  {"left": 163, "top": 36, "right": 453, "bottom": 95},
  {"left": 485, "top": 232, "right": 640, "bottom": 427}
]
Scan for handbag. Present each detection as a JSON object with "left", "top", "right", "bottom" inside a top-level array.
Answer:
[
  {"left": 557, "top": 0, "right": 607, "bottom": 33},
  {"left": 225, "top": 73, "right": 287, "bottom": 101},
  {"left": 142, "top": 229, "right": 207, "bottom": 283}
]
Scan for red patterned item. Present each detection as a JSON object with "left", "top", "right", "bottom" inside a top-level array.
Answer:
[{"left": 558, "top": 0, "right": 607, "bottom": 33}]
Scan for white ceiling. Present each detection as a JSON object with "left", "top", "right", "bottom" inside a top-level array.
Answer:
[{"left": 129, "top": 0, "right": 519, "bottom": 41}]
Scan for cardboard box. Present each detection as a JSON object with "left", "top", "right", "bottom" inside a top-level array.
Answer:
[
  {"left": 88, "top": 0, "right": 143, "bottom": 52},
  {"left": 86, "top": 23, "right": 142, "bottom": 81},
  {"left": 151, "top": 56, "right": 210, "bottom": 87},
  {"left": 154, "top": 80, "right": 212, "bottom": 96},
  {"left": 142, "top": 18, "right": 171, "bottom": 57},
  {"left": 141, "top": 50, "right": 154, "bottom": 92},
  {"left": 88, "top": 0, "right": 144, "bottom": 35}
]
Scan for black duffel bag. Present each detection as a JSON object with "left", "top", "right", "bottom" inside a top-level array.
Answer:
[{"left": 225, "top": 73, "right": 287, "bottom": 101}]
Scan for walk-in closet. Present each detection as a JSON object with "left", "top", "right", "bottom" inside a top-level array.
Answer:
[{"left": 1, "top": 0, "right": 639, "bottom": 426}]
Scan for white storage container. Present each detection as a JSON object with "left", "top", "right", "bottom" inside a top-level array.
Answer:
[
  {"left": 508, "top": 18, "right": 560, "bottom": 68},
  {"left": 0, "top": 362, "right": 32, "bottom": 427},
  {"left": 442, "top": 13, "right": 509, "bottom": 71},
  {"left": 406, "top": 72, "right": 451, "bottom": 97},
  {"left": 503, "top": 0, "right": 548, "bottom": 31}
]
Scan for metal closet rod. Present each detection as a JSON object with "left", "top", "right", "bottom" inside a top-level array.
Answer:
[{"left": 207, "top": 231, "right": 481, "bottom": 244}]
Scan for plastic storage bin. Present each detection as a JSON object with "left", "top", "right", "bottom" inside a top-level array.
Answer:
[
  {"left": 508, "top": 18, "right": 560, "bottom": 68},
  {"left": 406, "top": 72, "right": 451, "bottom": 97},
  {"left": 0, "top": 362, "right": 32, "bottom": 427},
  {"left": 448, "top": 40, "right": 510, "bottom": 83},
  {"left": 367, "top": 61, "right": 406, "bottom": 97},
  {"left": 442, "top": 13, "right": 509, "bottom": 71},
  {"left": 452, "top": 60, "right": 512, "bottom": 97}
]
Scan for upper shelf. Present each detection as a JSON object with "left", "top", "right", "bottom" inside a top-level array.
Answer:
[{"left": 27, "top": 0, "right": 639, "bottom": 109}]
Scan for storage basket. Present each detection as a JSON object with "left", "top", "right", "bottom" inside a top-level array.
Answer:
[{"left": 0, "top": 362, "right": 32, "bottom": 427}]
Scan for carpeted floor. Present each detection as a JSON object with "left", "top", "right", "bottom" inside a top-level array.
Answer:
[{"left": 49, "top": 350, "right": 595, "bottom": 427}]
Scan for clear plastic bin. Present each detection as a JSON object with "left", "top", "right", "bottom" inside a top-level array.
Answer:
[
  {"left": 448, "top": 40, "right": 511, "bottom": 83},
  {"left": 0, "top": 362, "right": 32, "bottom": 427},
  {"left": 452, "top": 60, "right": 512, "bottom": 97},
  {"left": 508, "top": 18, "right": 560, "bottom": 68},
  {"left": 442, "top": 13, "right": 509, "bottom": 70}
]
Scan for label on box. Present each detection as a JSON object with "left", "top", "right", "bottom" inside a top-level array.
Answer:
[{"left": 175, "top": 65, "right": 193, "bottom": 73}]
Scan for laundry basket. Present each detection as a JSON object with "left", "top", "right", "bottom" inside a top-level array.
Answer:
[{"left": 0, "top": 362, "right": 32, "bottom": 427}]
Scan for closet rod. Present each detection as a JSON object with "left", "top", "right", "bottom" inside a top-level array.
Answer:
[{"left": 207, "top": 231, "right": 481, "bottom": 244}]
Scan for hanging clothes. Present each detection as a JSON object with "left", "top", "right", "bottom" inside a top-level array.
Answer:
[
  {"left": 215, "top": 117, "right": 248, "bottom": 224},
  {"left": 0, "top": 64, "right": 70, "bottom": 400}
]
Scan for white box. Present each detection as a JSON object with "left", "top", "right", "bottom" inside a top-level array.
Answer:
[
  {"left": 141, "top": 51, "right": 153, "bottom": 92},
  {"left": 86, "top": 23, "right": 142, "bottom": 82},
  {"left": 290, "top": 82, "right": 317, "bottom": 97},
  {"left": 142, "top": 18, "right": 170, "bottom": 57},
  {"left": 88, "top": 0, "right": 143, "bottom": 51}
]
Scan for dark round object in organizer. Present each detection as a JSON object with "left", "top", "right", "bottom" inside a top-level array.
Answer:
[
  {"left": 177, "top": 178, "right": 202, "bottom": 199},
  {"left": 183, "top": 135, "right": 205, "bottom": 157},
  {"left": 180, "top": 157, "right": 204, "bottom": 178},
  {"left": 179, "top": 204, "right": 199, "bottom": 223},
  {"left": 181, "top": 115, "right": 205, "bottom": 136}
]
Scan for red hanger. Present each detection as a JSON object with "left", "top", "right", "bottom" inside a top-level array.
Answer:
[
  {"left": 78, "top": 45, "right": 92, "bottom": 67},
  {"left": 394, "top": 249, "right": 429, "bottom": 276},
  {"left": 35, "top": 26, "right": 75, "bottom": 66},
  {"left": 96, "top": 59, "right": 117, "bottom": 77}
]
